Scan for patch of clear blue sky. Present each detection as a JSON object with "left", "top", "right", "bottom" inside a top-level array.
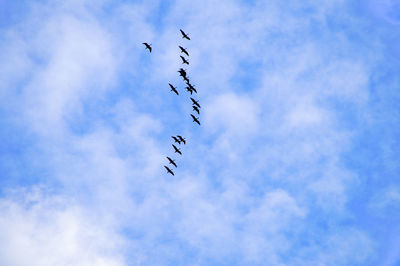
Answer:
[{"left": 0, "top": 0, "right": 30, "bottom": 29}]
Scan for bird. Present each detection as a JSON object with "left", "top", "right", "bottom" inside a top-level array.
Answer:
[
  {"left": 164, "top": 165, "right": 174, "bottom": 175},
  {"left": 183, "top": 76, "right": 190, "bottom": 83},
  {"left": 191, "top": 114, "right": 201, "bottom": 125},
  {"left": 180, "top": 56, "right": 189, "bottom": 65},
  {"left": 178, "top": 68, "right": 187, "bottom": 77},
  {"left": 177, "top": 135, "right": 186, "bottom": 144},
  {"left": 166, "top": 157, "right": 177, "bottom": 168},
  {"left": 172, "top": 144, "right": 182, "bottom": 155},
  {"left": 192, "top": 105, "right": 200, "bottom": 114},
  {"left": 169, "top": 83, "right": 179, "bottom": 95},
  {"left": 190, "top": 97, "right": 201, "bottom": 108},
  {"left": 179, "top": 46, "right": 189, "bottom": 56},
  {"left": 171, "top": 136, "right": 181, "bottom": 144},
  {"left": 180, "top": 29, "right": 191, "bottom": 40},
  {"left": 143, "top": 42, "right": 152, "bottom": 53},
  {"left": 187, "top": 83, "right": 197, "bottom": 93},
  {"left": 186, "top": 86, "right": 194, "bottom": 95}
]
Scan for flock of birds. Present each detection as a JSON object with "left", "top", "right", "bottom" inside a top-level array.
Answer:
[{"left": 143, "top": 29, "right": 201, "bottom": 176}]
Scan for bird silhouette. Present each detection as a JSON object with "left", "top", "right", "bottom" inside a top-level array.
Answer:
[
  {"left": 180, "top": 56, "right": 189, "bottom": 65},
  {"left": 171, "top": 136, "right": 181, "bottom": 144},
  {"left": 183, "top": 76, "right": 190, "bottom": 83},
  {"left": 168, "top": 83, "right": 179, "bottom": 95},
  {"left": 186, "top": 86, "right": 194, "bottom": 95},
  {"left": 190, "top": 97, "right": 201, "bottom": 108},
  {"left": 166, "top": 157, "right": 177, "bottom": 168},
  {"left": 191, "top": 114, "right": 201, "bottom": 125},
  {"left": 177, "top": 135, "right": 186, "bottom": 144},
  {"left": 164, "top": 165, "right": 174, "bottom": 175},
  {"left": 143, "top": 43, "right": 152, "bottom": 53},
  {"left": 180, "top": 29, "right": 191, "bottom": 40},
  {"left": 179, "top": 46, "right": 189, "bottom": 56},
  {"left": 192, "top": 105, "right": 200, "bottom": 114},
  {"left": 178, "top": 68, "right": 187, "bottom": 77},
  {"left": 187, "top": 83, "right": 197, "bottom": 93},
  {"left": 172, "top": 144, "right": 182, "bottom": 155}
]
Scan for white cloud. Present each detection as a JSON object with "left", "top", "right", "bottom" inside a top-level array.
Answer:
[
  {"left": 0, "top": 188, "right": 125, "bottom": 266},
  {"left": 204, "top": 93, "right": 259, "bottom": 135}
]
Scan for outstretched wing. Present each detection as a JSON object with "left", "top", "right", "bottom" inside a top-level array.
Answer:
[{"left": 164, "top": 166, "right": 174, "bottom": 175}]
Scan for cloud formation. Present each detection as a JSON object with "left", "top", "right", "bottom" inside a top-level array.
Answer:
[{"left": 0, "top": 0, "right": 399, "bottom": 265}]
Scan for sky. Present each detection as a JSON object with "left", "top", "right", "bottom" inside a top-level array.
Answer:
[{"left": 0, "top": 0, "right": 400, "bottom": 265}]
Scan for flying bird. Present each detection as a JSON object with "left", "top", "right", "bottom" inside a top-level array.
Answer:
[
  {"left": 164, "top": 165, "right": 175, "bottom": 175},
  {"left": 178, "top": 68, "right": 187, "bottom": 77},
  {"left": 190, "top": 97, "right": 201, "bottom": 108},
  {"left": 180, "top": 29, "right": 191, "bottom": 40},
  {"left": 169, "top": 83, "right": 179, "bottom": 95},
  {"left": 172, "top": 144, "right": 182, "bottom": 155},
  {"left": 171, "top": 136, "right": 181, "bottom": 144},
  {"left": 166, "top": 157, "right": 177, "bottom": 168},
  {"left": 186, "top": 86, "right": 194, "bottom": 95},
  {"left": 191, "top": 114, "right": 201, "bottom": 125},
  {"left": 177, "top": 135, "right": 186, "bottom": 145},
  {"left": 187, "top": 83, "right": 197, "bottom": 93},
  {"left": 142, "top": 42, "right": 152, "bottom": 53},
  {"left": 179, "top": 46, "right": 189, "bottom": 56},
  {"left": 183, "top": 76, "right": 190, "bottom": 83},
  {"left": 180, "top": 56, "right": 189, "bottom": 65},
  {"left": 192, "top": 105, "right": 200, "bottom": 114}
]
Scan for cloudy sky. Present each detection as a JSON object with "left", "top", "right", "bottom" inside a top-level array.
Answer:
[{"left": 1, "top": 0, "right": 400, "bottom": 265}]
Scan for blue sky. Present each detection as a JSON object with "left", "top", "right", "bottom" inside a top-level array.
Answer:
[{"left": 0, "top": 0, "right": 400, "bottom": 265}]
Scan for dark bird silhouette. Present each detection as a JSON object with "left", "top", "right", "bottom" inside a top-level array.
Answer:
[
  {"left": 187, "top": 83, "right": 197, "bottom": 93},
  {"left": 143, "top": 43, "right": 152, "bottom": 53},
  {"left": 177, "top": 135, "right": 186, "bottom": 144},
  {"left": 171, "top": 136, "right": 181, "bottom": 144},
  {"left": 193, "top": 105, "right": 200, "bottom": 114},
  {"left": 183, "top": 76, "right": 190, "bottom": 83},
  {"left": 178, "top": 68, "right": 187, "bottom": 77},
  {"left": 166, "top": 157, "right": 177, "bottom": 168},
  {"left": 180, "top": 29, "right": 191, "bottom": 40},
  {"left": 180, "top": 56, "right": 189, "bottom": 65},
  {"left": 179, "top": 46, "right": 189, "bottom": 56},
  {"left": 164, "top": 165, "right": 174, "bottom": 175},
  {"left": 172, "top": 144, "right": 182, "bottom": 155},
  {"left": 168, "top": 83, "right": 179, "bottom": 95},
  {"left": 190, "top": 97, "right": 201, "bottom": 108},
  {"left": 191, "top": 114, "right": 201, "bottom": 125},
  {"left": 186, "top": 86, "right": 194, "bottom": 95}
]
